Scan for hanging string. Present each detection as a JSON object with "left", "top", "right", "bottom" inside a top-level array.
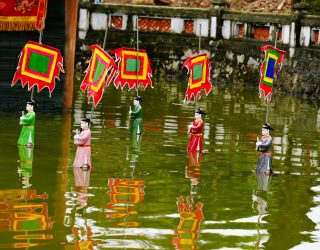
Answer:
[
  {"left": 136, "top": 15, "right": 139, "bottom": 97},
  {"left": 265, "top": 102, "right": 269, "bottom": 123}
]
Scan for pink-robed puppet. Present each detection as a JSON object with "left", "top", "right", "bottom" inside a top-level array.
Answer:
[
  {"left": 73, "top": 118, "right": 91, "bottom": 169},
  {"left": 187, "top": 108, "right": 206, "bottom": 153}
]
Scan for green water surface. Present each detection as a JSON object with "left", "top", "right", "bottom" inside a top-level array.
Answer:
[{"left": 0, "top": 80, "right": 320, "bottom": 250}]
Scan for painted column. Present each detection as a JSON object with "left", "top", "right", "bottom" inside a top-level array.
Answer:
[
  {"left": 210, "top": 16, "right": 217, "bottom": 38},
  {"left": 290, "top": 21, "right": 296, "bottom": 47},
  {"left": 91, "top": 13, "right": 108, "bottom": 30},
  {"left": 282, "top": 24, "right": 290, "bottom": 44},
  {"left": 300, "top": 26, "right": 311, "bottom": 47},
  {"left": 222, "top": 20, "right": 231, "bottom": 39},
  {"left": 64, "top": 0, "right": 79, "bottom": 111}
]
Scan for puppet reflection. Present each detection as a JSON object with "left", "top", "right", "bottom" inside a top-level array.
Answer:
[
  {"left": 71, "top": 166, "right": 94, "bottom": 250},
  {"left": 74, "top": 167, "right": 91, "bottom": 208},
  {"left": 18, "top": 145, "right": 34, "bottom": 189},
  {"left": 173, "top": 149, "right": 204, "bottom": 249},
  {"left": 128, "top": 133, "right": 142, "bottom": 168},
  {"left": 186, "top": 151, "right": 202, "bottom": 195},
  {"left": 252, "top": 174, "right": 271, "bottom": 215},
  {"left": 252, "top": 173, "right": 272, "bottom": 248}
]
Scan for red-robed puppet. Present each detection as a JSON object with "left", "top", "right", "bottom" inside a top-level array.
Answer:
[
  {"left": 73, "top": 118, "right": 91, "bottom": 170},
  {"left": 187, "top": 108, "right": 206, "bottom": 153}
]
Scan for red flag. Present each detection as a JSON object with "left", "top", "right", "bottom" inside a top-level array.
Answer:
[
  {"left": 12, "top": 40, "right": 64, "bottom": 95},
  {"left": 0, "top": 0, "right": 48, "bottom": 31},
  {"left": 259, "top": 45, "right": 286, "bottom": 101},
  {"left": 80, "top": 45, "right": 117, "bottom": 107},
  {"left": 183, "top": 53, "right": 212, "bottom": 103},
  {"left": 35, "top": 0, "right": 47, "bottom": 30},
  {"left": 111, "top": 48, "right": 153, "bottom": 90}
]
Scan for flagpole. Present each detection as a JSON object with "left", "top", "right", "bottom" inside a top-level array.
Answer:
[
  {"left": 195, "top": 24, "right": 202, "bottom": 112},
  {"left": 136, "top": 15, "right": 139, "bottom": 97}
]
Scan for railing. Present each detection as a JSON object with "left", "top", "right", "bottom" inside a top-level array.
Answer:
[{"left": 78, "top": 2, "right": 320, "bottom": 49}]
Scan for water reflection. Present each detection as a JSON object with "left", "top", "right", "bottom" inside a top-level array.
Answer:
[
  {"left": 0, "top": 189, "right": 52, "bottom": 248},
  {"left": 0, "top": 144, "right": 53, "bottom": 248},
  {"left": 74, "top": 167, "right": 91, "bottom": 208},
  {"left": 128, "top": 134, "right": 142, "bottom": 168},
  {"left": 173, "top": 152, "right": 204, "bottom": 249},
  {"left": 17, "top": 145, "right": 34, "bottom": 189},
  {"left": 252, "top": 174, "right": 271, "bottom": 215},
  {"left": 104, "top": 132, "right": 145, "bottom": 247},
  {"left": 173, "top": 196, "right": 204, "bottom": 249},
  {"left": 106, "top": 178, "right": 145, "bottom": 227},
  {"left": 186, "top": 152, "right": 201, "bottom": 194},
  {"left": 304, "top": 180, "right": 320, "bottom": 249},
  {"left": 1, "top": 81, "right": 318, "bottom": 248},
  {"left": 70, "top": 167, "right": 94, "bottom": 250},
  {"left": 252, "top": 173, "right": 271, "bottom": 248}
]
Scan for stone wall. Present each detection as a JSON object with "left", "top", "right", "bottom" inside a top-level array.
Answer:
[
  {"left": 211, "top": 40, "right": 320, "bottom": 99},
  {"left": 76, "top": 2, "right": 320, "bottom": 99}
]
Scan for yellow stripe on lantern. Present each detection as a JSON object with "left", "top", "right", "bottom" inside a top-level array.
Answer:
[
  {"left": 120, "top": 50, "right": 148, "bottom": 80},
  {"left": 89, "top": 48, "right": 111, "bottom": 93},
  {"left": 190, "top": 55, "right": 207, "bottom": 89},
  {"left": 21, "top": 43, "right": 58, "bottom": 83},
  {"left": 263, "top": 53, "right": 279, "bottom": 84}
]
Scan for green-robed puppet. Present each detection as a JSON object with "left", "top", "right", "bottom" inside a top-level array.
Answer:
[
  {"left": 18, "top": 101, "right": 36, "bottom": 147},
  {"left": 129, "top": 96, "right": 143, "bottom": 136}
]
